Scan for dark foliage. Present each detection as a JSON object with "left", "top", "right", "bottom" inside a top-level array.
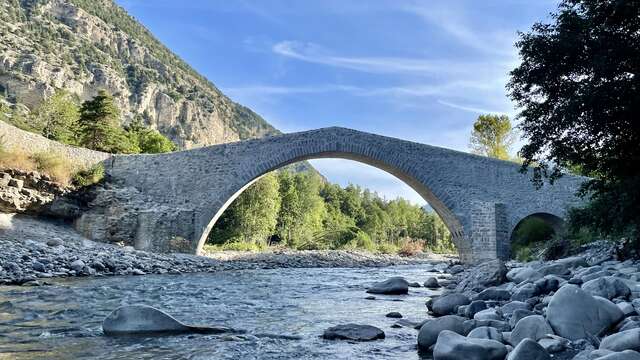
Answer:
[{"left": 508, "top": 0, "right": 640, "bottom": 247}]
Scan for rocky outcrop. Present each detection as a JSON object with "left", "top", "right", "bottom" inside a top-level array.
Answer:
[
  {"left": 0, "top": 169, "right": 82, "bottom": 218},
  {"left": 0, "top": 0, "right": 279, "bottom": 149}
]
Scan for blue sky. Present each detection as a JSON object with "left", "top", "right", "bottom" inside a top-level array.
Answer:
[{"left": 116, "top": 0, "right": 557, "bottom": 205}]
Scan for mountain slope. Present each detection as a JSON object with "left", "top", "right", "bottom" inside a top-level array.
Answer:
[{"left": 0, "top": 0, "right": 279, "bottom": 149}]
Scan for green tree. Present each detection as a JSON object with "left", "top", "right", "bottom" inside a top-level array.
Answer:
[
  {"left": 78, "top": 90, "right": 136, "bottom": 153},
  {"left": 125, "top": 116, "right": 177, "bottom": 154},
  {"left": 470, "top": 114, "right": 516, "bottom": 160},
  {"left": 508, "top": 0, "right": 640, "bottom": 249},
  {"left": 209, "top": 173, "right": 281, "bottom": 245},
  {"left": 34, "top": 90, "right": 80, "bottom": 144}
]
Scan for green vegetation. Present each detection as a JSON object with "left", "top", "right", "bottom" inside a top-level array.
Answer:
[
  {"left": 470, "top": 114, "right": 516, "bottom": 161},
  {"left": 0, "top": 141, "right": 86, "bottom": 186},
  {"left": 508, "top": 0, "right": 640, "bottom": 255},
  {"left": 2, "top": 89, "right": 177, "bottom": 155},
  {"left": 72, "top": 163, "right": 105, "bottom": 187},
  {"left": 207, "top": 171, "right": 455, "bottom": 255}
]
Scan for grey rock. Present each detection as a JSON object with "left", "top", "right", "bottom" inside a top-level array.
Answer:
[
  {"left": 46, "top": 238, "right": 63, "bottom": 247},
  {"left": 418, "top": 315, "right": 466, "bottom": 349},
  {"left": 103, "top": 305, "right": 235, "bottom": 336},
  {"left": 600, "top": 329, "right": 640, "bottom": 352},
  {"left": 323, "top": 324, "right": 385, "bottom": 341},
  {"left": 510, "top": 309, "right": 536, "bottom": 328},
  {"left": 467, "top": 326, "right": 503, "bottom": 342},
  {"left": 508, "top": 267, "right": 543, "bottom": 284},
  {"left": 537, "top": 335, "right": 569, "bottom": 353},
  {"left": 507, "top": 338, "right": 550, "bottom": 360},
  {"left": 455, "top": 260, "right": 508, "bottom": 292},
  {"left": 385, "top": 312, "right": 402, "bottom": 318},
  {"left": 475, "top": 288, "right": 512, "bottom": 301},
  {"left": 547, "top": 285, "right": 624, "bottom": 340},
  {"left": 596, "top": 350, "right": 640, "bottom": 360},
  {"left": 31, "top": 261, "right": 45, "bottom": 272},
  {"left": 465, "top": 300, "right": 488, "bottom": 318},
  {"left": 474, "top": 308, "right": 502, "bottom": 321},
  {"left": 432, "top": 294, "right": 471, "bottom": 316},
  {"left": 69, "top": 260, "right": 85, "bottom": 272},
  {"left": 433, "top": 330, "right": 507, "bottom": 360},
  {"left": 510, "top": 315, "right": 554, "bottom": 346},
  {"left": 582, "top": 277, "right": 631, "bottom": 300},
  {"left": 501, "top": 301, "right": 533, "bottom": 316},
  {"left": 424, "top": 277, "right": 440, "bottom": 288},
  {"left": 512, "top": 283, "right": 540, "bottom": 302},
  {"left": 366, "top": 277, "right": 409, "bottom": 295}
]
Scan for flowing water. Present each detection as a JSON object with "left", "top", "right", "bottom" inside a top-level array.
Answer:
[{"left": 0, "top": 264, "right": 444, "bottom": 359}]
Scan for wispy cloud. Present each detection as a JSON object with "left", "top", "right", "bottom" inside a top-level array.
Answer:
[
  {"left": 272, "top": 41, "right": 496, "bottom": 76},
  {"left": 437, "top": 100, "right": 512, "bottom": 116},
  {"left": 401, "top": 1, "right": 517, "bottom": 57}
]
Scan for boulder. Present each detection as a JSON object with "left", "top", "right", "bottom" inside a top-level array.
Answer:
[
  {"left": 432, "top": 294, "right": 471, "bottom": 316},
  {"left": 385, "top": 312, "right": 402, "bottom": 318},
  {"left": 582, "top": 277, "right": 631, "bottom": 300},
  {"left": 323, "top": 324, "right": 385, "bottom": 341},
  {"left": 366, "top": 277, "right": 409, "bottom": 295},
  {"left": 596, "top": 350, "right": 640, "bottom": 360},
  {"left": 510, "top": 315, "right": 554, "bottom": 346},
  {"left": 425, "top": 277, "right": 441, "bottom": 288},
  {"left": 507, "top": 338, "right": 550, "bottom": 360},
  {"left": 509, "top": 309, "right": 536, "bottom": 328},
  {"left": 433, "top": 330, "right": 507, "bottom": 360},
  {"left": 467, "top": 326, "right": 503, "bottom": 342},
  {"left": 102, "top": 305, "right": 235, "bottom": 336},
  {"left": 547, "top": 285, "right": 624, "bottom": 340},
  {"left": 511, "top": 283, "right": 540, "bottom": 302},
  {"left": 455, "top": 260, "right": 507, "bottom": 292},
  {"left": 417, "top": 315, "right": 466, "bottom": 349},
  {"left": 600, "top": 329, "right": 640, "bottom": 352},
  {"left": 501, "top": 301, "right": 532, "bottom": 316},
  {"left": 508, "top": 267, "right": 543, "bottom": 284},
  {"left": 474, "top": 288, "right": 511, "bottom": 301},
  {"left": 465, "top": 300, "right": 488, "bottom": 318},
  {"left": 474, "top": 308, "right": 502, "bottom": 321},
  {"left": 537, "top": 335, "right": 570, "bottom": 353}
]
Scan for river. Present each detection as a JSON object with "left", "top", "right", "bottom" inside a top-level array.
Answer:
[{"left": 0, "top": 264, "right": 445, "bottom": 359}]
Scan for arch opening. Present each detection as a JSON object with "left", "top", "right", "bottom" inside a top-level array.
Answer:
[
  {"left": 197, "top": 154, "right": 463, "bottom": 257},
  {"left": 509, "top": 212, "right": 565, "bottom": 261}
]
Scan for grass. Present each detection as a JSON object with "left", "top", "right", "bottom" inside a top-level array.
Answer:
[{"left": 0, "top": 141, "right": 103, "bottom": 186}]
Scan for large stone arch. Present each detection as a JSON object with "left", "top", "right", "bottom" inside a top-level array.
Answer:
[
  {"left": 86, "top": 127, "right": 586, "bottom": 263},
  {"left": 195, "top": 150, "right": 467, "bottom": 256}
]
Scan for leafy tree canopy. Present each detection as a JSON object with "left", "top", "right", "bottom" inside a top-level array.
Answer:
[{"left": 470, "top": 114, "right": 516, "bottom": 161}]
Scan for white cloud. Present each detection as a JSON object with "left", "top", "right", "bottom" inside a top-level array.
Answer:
[
  {"left": 437, "top": 100, "right": 512, "bottom": 116},
  {"left": 272, "top": 41, "right": 496, "bottom": 76},
  {"left": 402, "top": 1, "right": 517, "bottom": 57}
]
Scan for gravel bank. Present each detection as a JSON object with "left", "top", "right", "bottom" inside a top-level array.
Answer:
[{"left": 0, "top": 214, "right": 452, "bottom": 285}]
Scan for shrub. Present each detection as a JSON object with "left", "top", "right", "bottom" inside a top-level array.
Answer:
[
  {"left": 72, "top": 163, "right": 105, "bottom": 187},
  {"left": 0, "top": 145, "right": 36, "bottom": 172},
  {"left": 31, "top": 152, "right": 74, "bottom": 184},
  {"left": 397, "top": 238, "right": 425, "bottom": 257},
  {"left": 376, "top": 242, "right": 399, "bottom": 254}
]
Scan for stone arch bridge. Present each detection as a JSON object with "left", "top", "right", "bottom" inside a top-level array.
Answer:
[{"left": 77, "top": 127, "right": 585, "bottom": 263}]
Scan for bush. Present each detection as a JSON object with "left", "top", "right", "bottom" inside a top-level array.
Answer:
[
  {"left": 0, "top": 145, "right": 36, "bottom": 172},
  {"left": 397, "top": 238, "right": 425, "bottom": 257},
  {"left": 31, "top": 152, "right": 74, "bottom": 184},
  {"left": 205, "top": 241, "right": 268, "bottom": 252},
  {"left": 72, "top": 163, "right": 105, "bottom": 187},
  {"left": 376, "top": 242, "right": 399, "bottom": 254}
]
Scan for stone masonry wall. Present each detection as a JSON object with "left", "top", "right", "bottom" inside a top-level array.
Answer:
[
  {"left": 89, "top": 127, "right": 587, "bottom": 263},
  {"left": 0, "top": 121, "right": 110, "bottom": 168}
]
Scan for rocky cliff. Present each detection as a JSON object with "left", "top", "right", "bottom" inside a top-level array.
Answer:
[{"left": 0, "top": 0, "right": 279, "bottom": 149}]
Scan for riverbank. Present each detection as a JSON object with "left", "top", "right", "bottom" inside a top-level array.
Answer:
[{"left": 0, "top": 214, "right": 454, "bottom": 285}]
